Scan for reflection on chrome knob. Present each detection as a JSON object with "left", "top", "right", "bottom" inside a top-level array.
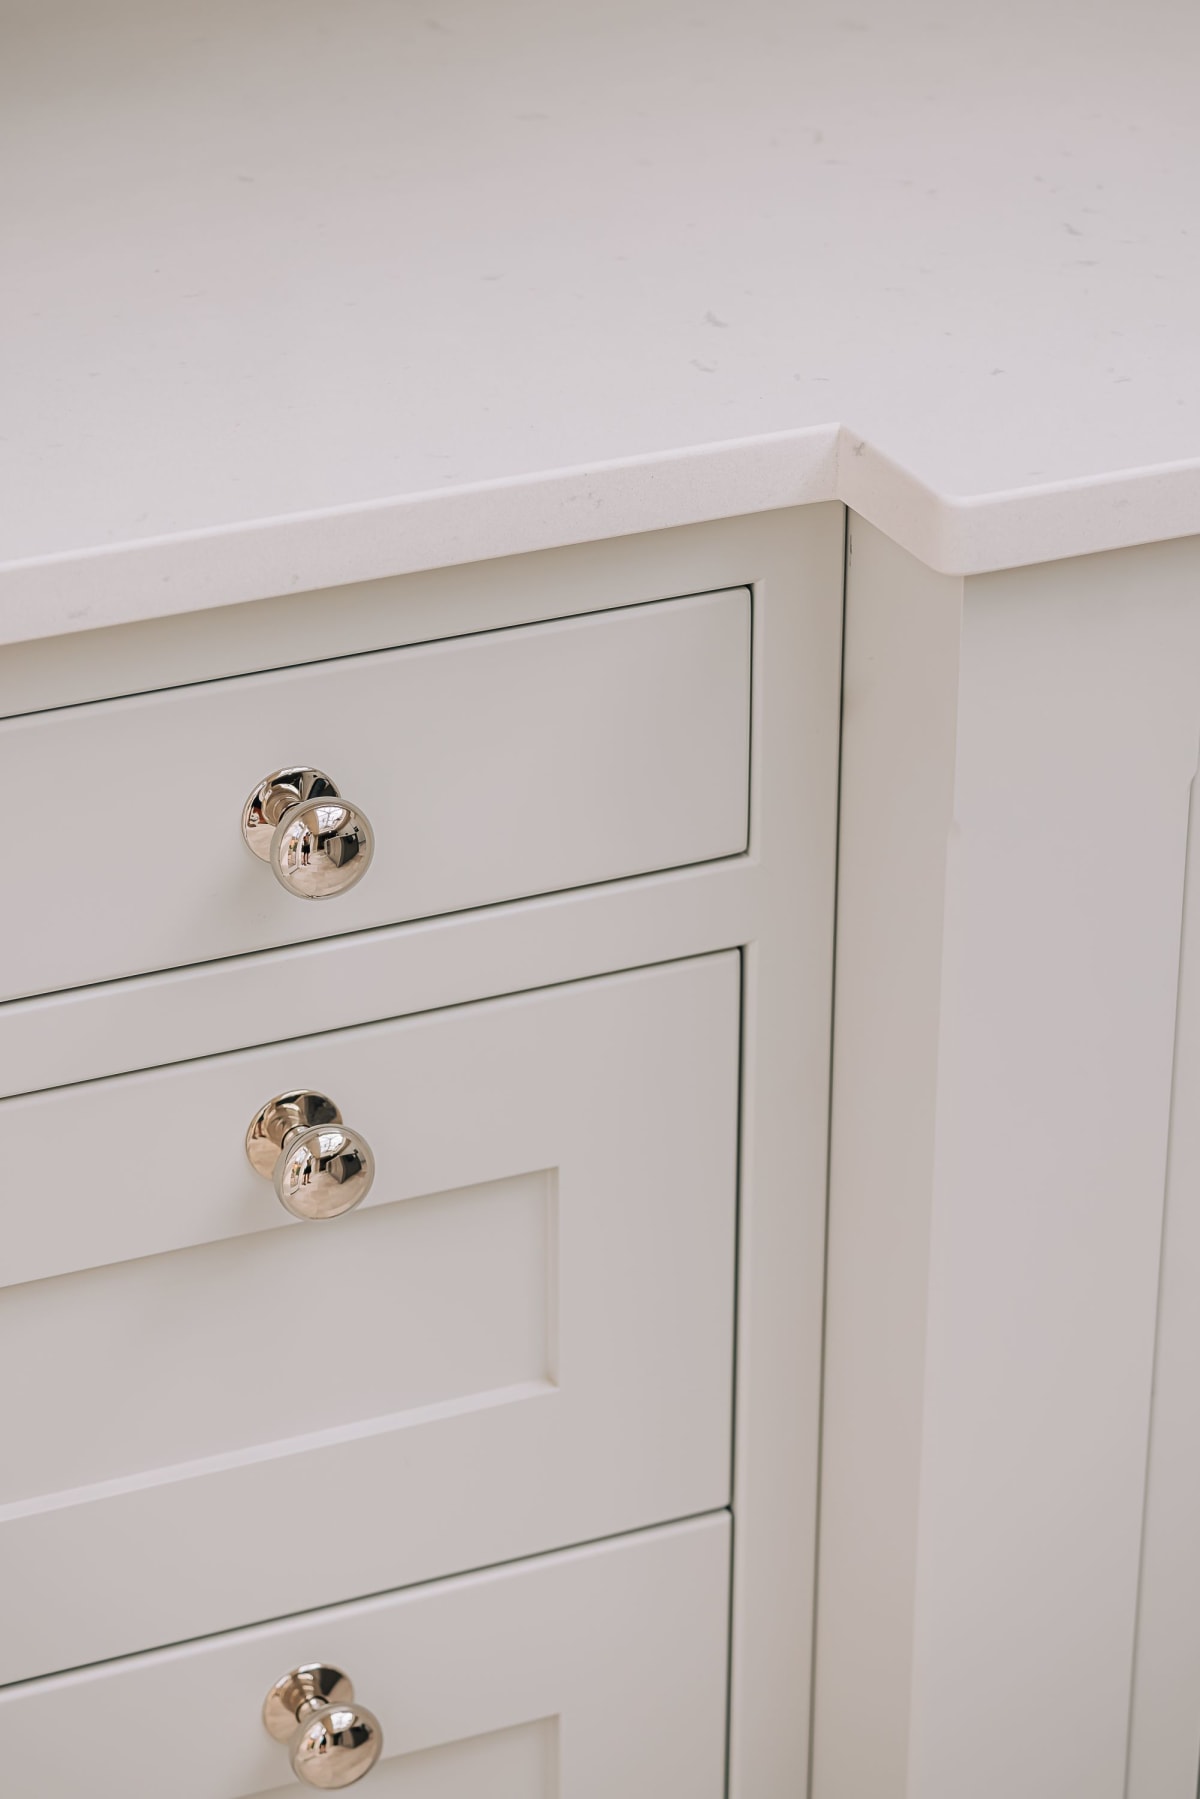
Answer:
[
  {"left": 242, "top": 766, "right": 374, "bottom": 899},
  {"left": 246, "top": 1090, "right": 375, "bottom": 1220},
  {"left": 263, "top": 1663, "right": 383, "bottom": 1789}
]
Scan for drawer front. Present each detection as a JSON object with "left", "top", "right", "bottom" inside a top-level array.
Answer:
[
  {"left": 0, "top": 1515, "right": 730, "bottom": 1799},
  {"left": 0, "top": 589, "right": 750, "bottom": 1001},
  {"left": 0, "top": 954, "right": 738, "bottom": 1681}
]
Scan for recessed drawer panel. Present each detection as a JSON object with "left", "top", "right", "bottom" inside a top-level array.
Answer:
[
  {"left": 0, "top": 1515, "right": 731, "bottom": 1799},
  {"left": 0, "top": 589, "right": 750, "bottom": 1001},
  {"left": 0, "top": 954, "right": 739, "bottom": 1682}
]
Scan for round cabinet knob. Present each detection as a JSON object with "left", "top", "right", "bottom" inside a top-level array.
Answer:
[
  {"left": 246, "top": 1090, "right": 375, "bottom": 1220},
  {"left": 263, "top": 1664, "right": 383, "bottom": 1789},
  {"left": 242, "top": 766, "right": 374, "bottom": 900}
]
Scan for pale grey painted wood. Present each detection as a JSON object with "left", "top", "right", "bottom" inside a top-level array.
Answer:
[
  {"left": 0, "top": 511, "right": 779, "bottom": 719},
  {"left": 725, "top": 496, "right": 844, "bottom": 1796},
  {"left": 0, "top": 588, "right": 749, "bottom": 1001},
  {"left": 818, "top": 522, "right": 1200, "bottom": 1799},
  {"left": 907, "top": 545, "right": 1198, "bottom": 1799},
  {"left": 0, "top": 501, "right": 844, "bottom": 1787},
  {"left": 0, "top": 509, "right": 833, "bottom": 1101},
  {"left": 0, "top": 957, "right": 738, "bottom": 1681},
  {"left": 0, "top": 1515, "right": 731, "bottom": 1799},
  {"left": 0, "top": 856, "right": 755, "bottom": 1098},
  {"left": 1126, "top": 773, "right": 1200, "bottom": 1797},
  {"left": 812, "top": 517, "right": 965, "bottom": 1799}
]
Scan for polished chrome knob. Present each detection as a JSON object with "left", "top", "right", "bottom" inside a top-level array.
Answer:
[
  {"left": 246, "top": 1090, "right": 375, "bottom": 1220},
  {"left": 263, "top": 1663, "right": 383, "bottom": 1789},
  {"left": 242, "top": 766, "right": 374, "bottom": 899}
]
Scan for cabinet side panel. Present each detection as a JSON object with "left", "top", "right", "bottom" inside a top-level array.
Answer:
[
  {"left": 813, "top": 516, "right": 963, "bottom": 1799},
  {"left": 910, "top": 542, "right": 1200, "bottom": 1799},
  {"left": 728, "top": 503, "right": 845, "bottom": 1797},
  {"left": 1127, "top": 769, "right": 1200, "bottom": 1796}
]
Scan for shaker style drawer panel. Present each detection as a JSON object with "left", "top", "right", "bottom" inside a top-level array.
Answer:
[
  {"left": 0, "top": 589, "right": 750, "bottom": 1002},
  {"left": 0, "top": 1515, "right": 730, "bottom": 1799},
  {"left": 0, "top": 954, "right": 739, "bottom": 1682}
]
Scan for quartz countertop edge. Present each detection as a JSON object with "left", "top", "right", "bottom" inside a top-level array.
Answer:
[
  {"left": 8, "top": 0, "right": 1200, "bottom": 647},
  {"left": 5, "top": 426, "right": 1200, "bottom": 651}
]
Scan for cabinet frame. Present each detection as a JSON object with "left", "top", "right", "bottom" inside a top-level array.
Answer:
[{"left": 0, "top": 505, "right": 846, "bottom": 1795}]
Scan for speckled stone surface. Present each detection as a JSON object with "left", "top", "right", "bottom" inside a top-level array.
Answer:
[{"left": 2, "top": 0, "right": 1198, "bottom": 636}]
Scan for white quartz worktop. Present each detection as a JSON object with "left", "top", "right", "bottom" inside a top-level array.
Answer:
[{"left": 2, "top": 0, "right": 1199, "bottom": 643}]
